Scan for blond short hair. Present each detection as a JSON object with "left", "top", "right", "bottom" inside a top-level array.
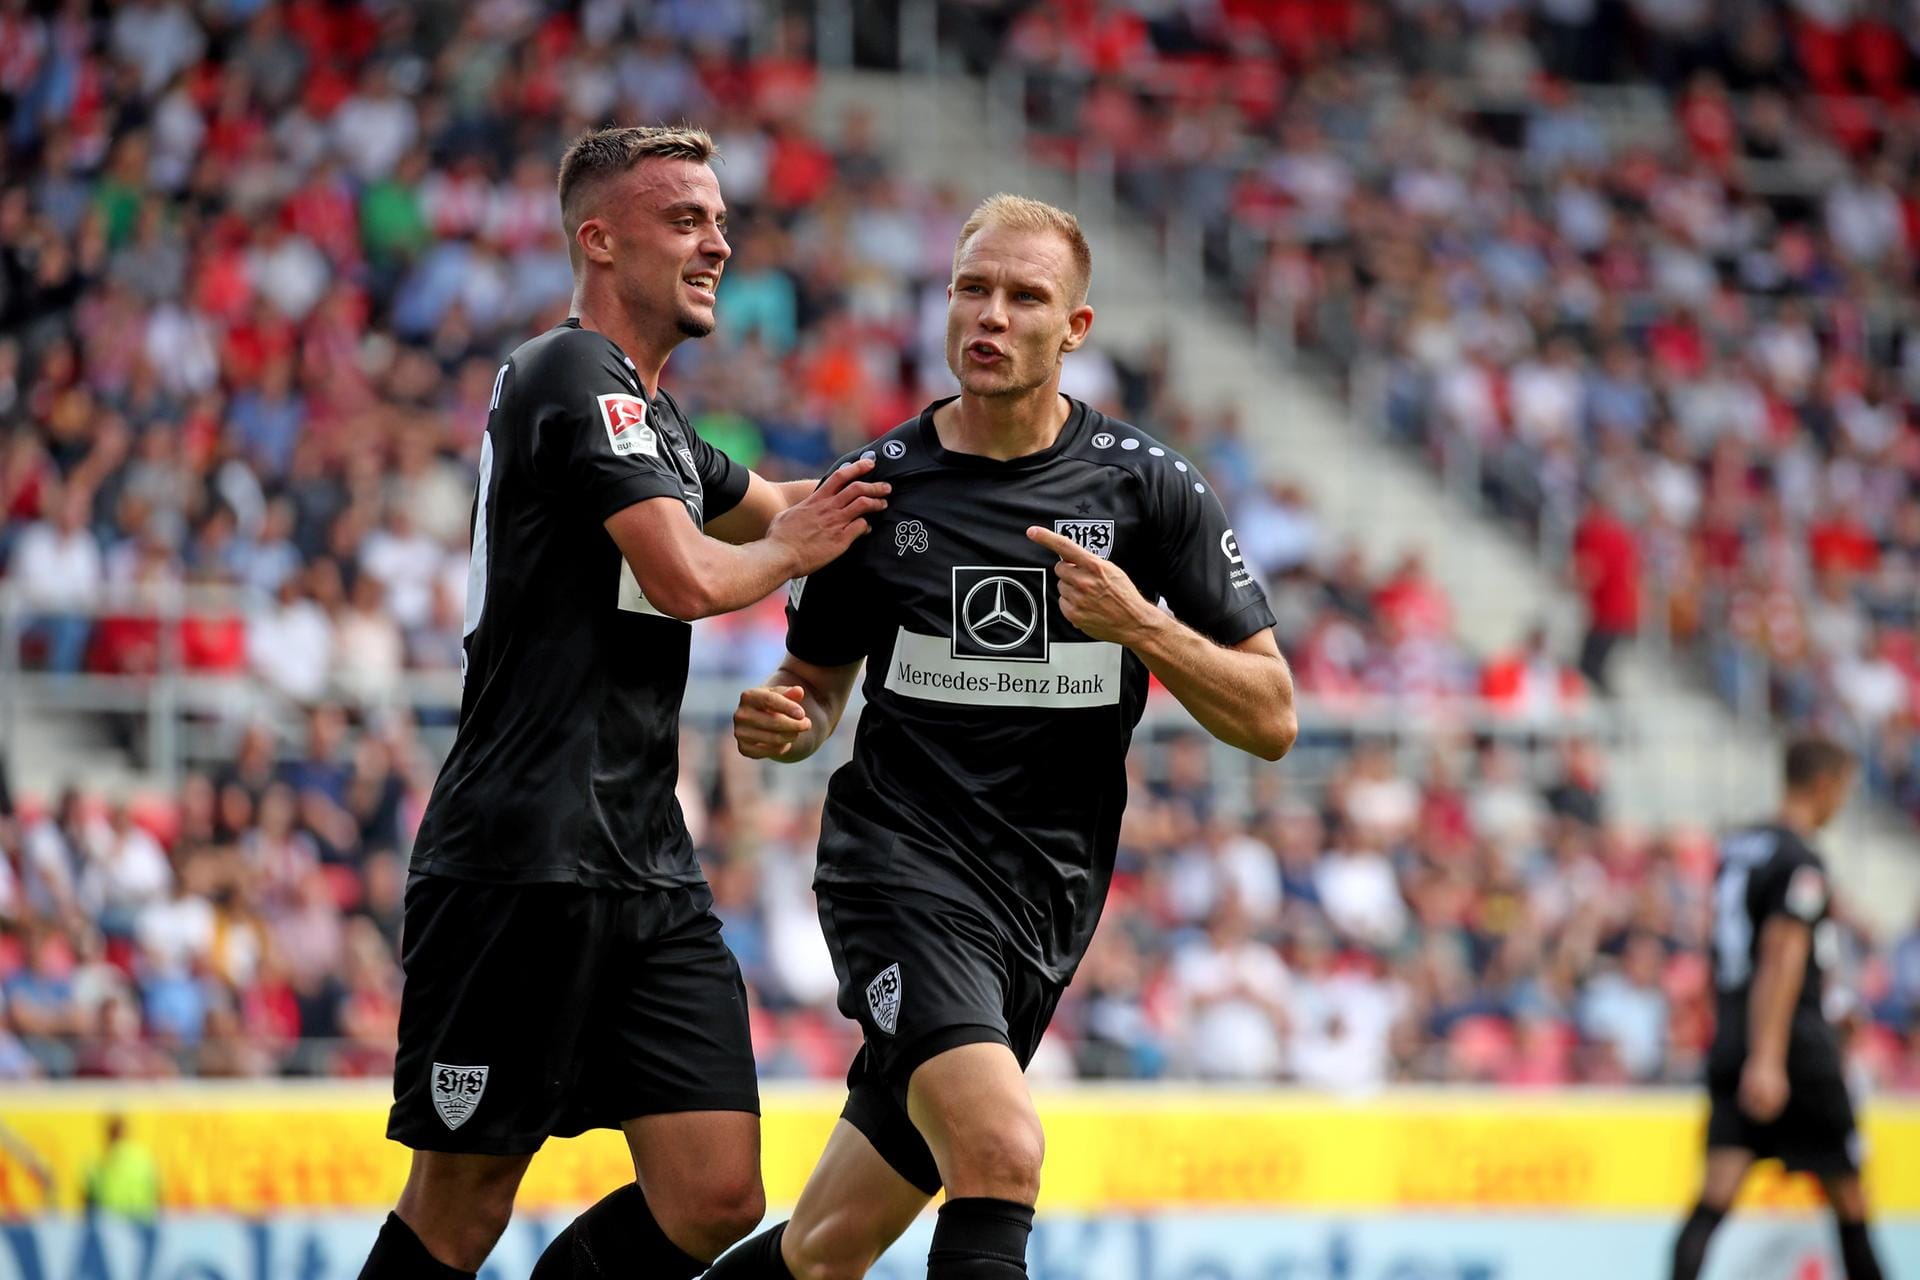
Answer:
[
  {"left": 557, "top": 125, "right": 719, "bottom": 269},
  {"left": 953, "top": 193, "right": 1093, "bottom": 306}
]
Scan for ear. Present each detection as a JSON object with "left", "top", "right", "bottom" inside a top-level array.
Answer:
[
  {"left": 576, "top": 216, "right": 615, "bottom": 267},
  {"left": 1060, "top": 303, "right": 1095, "bottom": 354}
]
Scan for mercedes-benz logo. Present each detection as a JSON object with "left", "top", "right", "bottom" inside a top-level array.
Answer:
[{"left": 961, "top": 575, "right": 1039, "bottom": 651}]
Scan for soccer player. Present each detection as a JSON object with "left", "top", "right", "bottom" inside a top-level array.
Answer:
[
  {"left": 1671, "top": 735, "right": 1885, "bottom": 1280},
  {"left": 712, "top": 194, "right": 1297, "bottom": 1280},
  {"left": 357, "top": 126, "right": 889, "bottom": 1280}
]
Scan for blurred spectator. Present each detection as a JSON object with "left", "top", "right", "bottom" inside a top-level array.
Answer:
[
  {"left": 11, "top": 482, "right": 102, "bottom": 673},
  {"left": 1170, "top": 898, "right": 1291, "bottom": 1080}
]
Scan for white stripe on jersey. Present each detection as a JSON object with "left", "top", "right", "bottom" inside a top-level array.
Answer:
[{"left": 883, "top": 628, "right": 1121, "bottom": 709}]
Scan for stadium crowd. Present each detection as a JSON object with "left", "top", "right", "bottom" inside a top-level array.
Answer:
[
  {"left": 998, "top": 0, "right": 1920, "bottom": 816},
  {"left": 0, "top": 0, "right": 1916, "bottom": 1087}
]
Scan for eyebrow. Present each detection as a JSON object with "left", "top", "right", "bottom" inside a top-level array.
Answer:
[
  {"left": 660, "top": 201, "right": 726, "bottom": 220},
  {"left": 956, "top": 270, "right": 1053, "bottom": 296}
]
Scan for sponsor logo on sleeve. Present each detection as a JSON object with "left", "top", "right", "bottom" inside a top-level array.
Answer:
[
  {"left": 431, "top": 1064, "right": 489, "bottom": 1130},
  {"left": 866, "top": 964, "right": 902, "bottom": 1035},
  {"left": 1054, "top": 518, "right": 1115, "bottom": 559},
  {"left": 598, "top": 393, "right": 657, "bottom": 457},
  {"left": 1221, "top": 527, "right": 1254, "bottom": 589},
  {"left": 1785, "top": 865, "right": 1828, "bottom": 921}
]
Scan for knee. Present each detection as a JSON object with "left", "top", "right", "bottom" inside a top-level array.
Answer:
[
  {"left": 785, "top": 1214, "right": 891, "bottom": 1280},
  {"left": 942, "top": 1113, "right": 1044, "bottom": 1203},
  {"left": 659, "top": 1170, "right": 766, "bottom": 1260}
]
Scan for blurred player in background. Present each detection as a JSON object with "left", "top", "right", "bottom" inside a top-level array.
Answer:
[
  {"left": 710, "top": 195, "right": 1296, "bottom": 1280},
  {"left": 1671, "top": 736, "right": 1886, "bottom": 1280},
  {"left": 356, "top": 126, "right": 887, "bottom": 1280}
]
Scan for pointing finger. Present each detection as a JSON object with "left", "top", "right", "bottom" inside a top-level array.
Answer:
[{"left": 1025, "top": 525, "right": 1099, "bottom": 566}]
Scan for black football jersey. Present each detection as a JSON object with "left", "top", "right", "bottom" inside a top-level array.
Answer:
[
  {"left": 1708, "top": 822, "right": 1843, "bottom": 1078},
  {"left": 411, "top": 318, "right": 748, "bottom": 889},
  {"left": 787, "top": 397, "right": 1277, "bottom": 981}
]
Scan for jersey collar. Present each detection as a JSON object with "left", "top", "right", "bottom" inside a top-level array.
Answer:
[{"left": 915, "top": 394, "right": 1088, "bottom": 470}]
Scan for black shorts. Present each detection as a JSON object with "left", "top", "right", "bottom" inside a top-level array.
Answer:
[
  {"left": 1705, "top": 1070, "right": 1862, "bottom": 1176},
  {"left": 817, "top": 885, "right": 1065, "bottom": 1195},
  {"left": 387, "top": 875, "right": 759, "bottom": 1155}
]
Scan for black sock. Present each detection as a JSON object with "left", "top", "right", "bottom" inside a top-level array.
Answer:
[
  {"left": 528, "top": 1183, "right": 706, "bottom": 1279},
  {"left": 1670, "top": 1203, "right": 1725, "bottom": 1280},
  {"left": 704, "top": 1222, "right": 794, "bottom": 1279},
  {"left": 1838, "top": 1220, "right": 1885, "bottom": 1280},
  {"left": 358, "top": 1212, "right": 477, "bottom": 1280},
  {"left": 926, "top": 1197, "right": 1033, "bottom": 1278}
]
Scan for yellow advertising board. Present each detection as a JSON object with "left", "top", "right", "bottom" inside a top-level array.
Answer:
[{"left": 3, "top": 1086, "right": 1916, "bottom": 1217}]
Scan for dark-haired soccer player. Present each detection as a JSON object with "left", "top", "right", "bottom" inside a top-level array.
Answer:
[
  {"left": 712, "top": 194, "right": 1297, "bottom": 1280},
  {"left": 357, "top": 126, "right": 889, "bottom": 1280},
  {"left": 1671, "top": 735, "right": 1886, "bottom": 1280}
]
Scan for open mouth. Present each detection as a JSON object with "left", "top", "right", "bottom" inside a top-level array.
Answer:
[
  {"left": 967, "top": 340, "right": 1004, "bottom": 364},
  {"left": 685, "top": 273, "right": 718, "bottom": 301}
]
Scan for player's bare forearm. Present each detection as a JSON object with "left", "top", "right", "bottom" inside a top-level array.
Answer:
[
  {"left": 664, "top": 534, "right": 806, "bottom": 619},
  {"left": 1129, "top": 617, "right": 1298, "bottom": 761},
  {"left": 735, "top": 654, "right": 863, "bottom": 762},
  {"left": 612, "top": 461, "right": 886, "bottom": 618},
  {"left": 769, "top": 658, "right": 859, "bottom": 760},
  {"left": 703, "top": 474, "right": 826, "bottom": 544},
  {"left": 1748, "top": 916, "right": 1810, "bottom": 1068}
]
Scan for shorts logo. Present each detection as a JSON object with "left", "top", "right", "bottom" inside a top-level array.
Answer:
[
  {"left": 952, "top": 566, "right": 1048, "bottom": 662},
  {"left": 894, "top": 519, "right": 929, "bottom": 556},
  {"left": 432, "top": 1063, "right": 489, "bottom": 1130},
  {"left": 598, "top": 393, "right": 657, "bottom": 457},
  {"left": 1053, "top": 518, "right": 1114, "bottom": 559},
  {"left": 866, "top": 964, "right": 902, "bottom": 1036},
  {"left": 883, "top": 440, "right": 906, "bottom": 459}
]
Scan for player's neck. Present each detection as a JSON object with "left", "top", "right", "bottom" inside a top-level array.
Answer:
[
  {"left": 571, "top": 288, "right": 674, "bottom": 399},
  {"left": 940, "top": 386, "right": 1071, "bottom": 461},
  {"left": 1778, "top": 796, "right": 1820, "bottom": 837}
]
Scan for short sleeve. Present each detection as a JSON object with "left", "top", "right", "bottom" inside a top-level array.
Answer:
[
  {"left": 785, "top": 470, "right": 873, "bottom": 668},
  {"left": 1757, "top": 849, "right": 1830, "bottom": 926},
  {"left": 530, "top": 338, "right": 686, "bottom": 523},
  {"left": 658, "top": 389, "right": 749, "bottom": 520},
  {"left": 1150, "top": 455, "right": 1278, "bottom": 645}
]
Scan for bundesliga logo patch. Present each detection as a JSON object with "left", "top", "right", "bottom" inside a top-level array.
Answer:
[
  {"left": 431, "top": 1063, "right": 489, "bottom": 1130},
  {"left": 598, "top": 392, "right": 657, "bottom": 458},
  {"left": 866, "top": 963, "right": 902, "bottom": 1036},
  {"left": 1053, "top": 518, "right": 1114, "bottom": 559}
]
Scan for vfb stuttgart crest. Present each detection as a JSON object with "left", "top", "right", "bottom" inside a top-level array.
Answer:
[
  {"left": 1053, "top": 518, "right": 1114, "bottom": 559},
  {"left": 432, "top": 1063, "right": 489, "bottom": 1130},
  {"left": 866, "top": 963, "right": 902, "bottom": 1036}
]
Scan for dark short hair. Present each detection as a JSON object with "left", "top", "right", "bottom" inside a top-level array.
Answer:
[
  {"left": 556, "top": 125, "right": 717, "bottom": 266},
  {"left": 1784, "top": 735, "right": 1853, "bottom": 790}
]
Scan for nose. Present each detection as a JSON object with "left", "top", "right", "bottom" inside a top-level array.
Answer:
[
  {"left": 979, "top": 289, "right": 1008, "bottom": 331},
  {"left": 702, "top": 225, "right": 731, "bottom": 264}
]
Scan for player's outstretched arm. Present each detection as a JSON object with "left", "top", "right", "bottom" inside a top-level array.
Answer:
[
  {"left": 1028, "top": 525, "right": 1297, "bottom": 762},
  {"left": 605, "top": 458, "right": 887, "bottom": 620},
  {"left": 1740, "top": 914, "right": 1811, "bottom": 1122},
  {"left": 733, "top": 652, "right": 864, "bottom": 762},
  {"left": 704, "top": 473, "right": 823, "bottom": 545}
]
